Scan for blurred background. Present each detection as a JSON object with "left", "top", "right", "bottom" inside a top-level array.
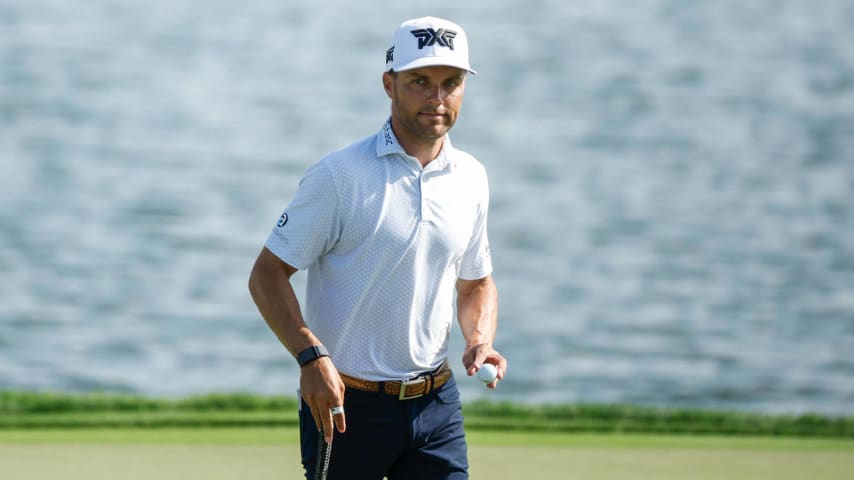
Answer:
[{"left": 1, "top": 0, "right": 853, "bottom": 415}]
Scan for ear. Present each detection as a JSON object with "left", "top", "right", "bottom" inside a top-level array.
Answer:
[{"left": 382, "top": 71, "right": 394, "bottom": 99}]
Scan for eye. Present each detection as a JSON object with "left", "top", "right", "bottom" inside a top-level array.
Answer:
[{"left": 445, "top": 76, "right": 465, "bottom": 88}]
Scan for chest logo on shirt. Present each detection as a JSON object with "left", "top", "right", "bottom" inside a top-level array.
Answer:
[{"left": 277, "top": 212, "right": 289, "bottom": 228}]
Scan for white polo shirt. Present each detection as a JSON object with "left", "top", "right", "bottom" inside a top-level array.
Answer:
[{"left": 265, "top": 119, "right": 492, "bottom": 381}]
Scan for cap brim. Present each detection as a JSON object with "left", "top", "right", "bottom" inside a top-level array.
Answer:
[{"left": 391, "top": 56, "right": 477, "bottom": 75}]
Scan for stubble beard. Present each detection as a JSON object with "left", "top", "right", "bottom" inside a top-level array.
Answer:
[{"left": 391, "top": 89, "right": 454, "bottom": 143}]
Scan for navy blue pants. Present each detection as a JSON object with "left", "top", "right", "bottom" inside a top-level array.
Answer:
[{"left": 299, "top": 375, "right": 468, "bottom": 480}]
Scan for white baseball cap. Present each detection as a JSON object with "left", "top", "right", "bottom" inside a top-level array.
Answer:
[{"left": 385, "top": 16, "right": 477, "bottom": 74}]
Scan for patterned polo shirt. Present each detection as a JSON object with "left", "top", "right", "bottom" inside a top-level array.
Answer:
[{"left": 266, "top": 119, "right": 492, "bottom": 380}]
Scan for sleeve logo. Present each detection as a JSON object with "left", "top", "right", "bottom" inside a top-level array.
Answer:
[{"left": 277, "top": 212, "right": 289, "bottom": 227}]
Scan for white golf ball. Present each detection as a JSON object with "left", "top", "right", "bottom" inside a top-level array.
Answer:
[{"left": 477, "top": 363, "right": 498, "bottom": 383}]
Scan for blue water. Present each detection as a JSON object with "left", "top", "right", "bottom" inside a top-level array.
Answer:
[{"left": 2, "top": 0, "right": 854, "bottom": 415}]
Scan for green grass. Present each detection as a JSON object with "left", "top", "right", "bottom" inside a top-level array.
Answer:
[
  {"left": 2, "top": 390, "right": 853, "bottom": 438},
  {"left": 2, "top": 426, "right": 853, "bottom": 451},
  {"left": 3, "top": 391, "right": 852, "bottom": 480},
  {"left": 1, "top": 430, "right": 852, "bottom": 480},
  {"left": 0, "top": 427, "right": 300, "bottom": 445}
]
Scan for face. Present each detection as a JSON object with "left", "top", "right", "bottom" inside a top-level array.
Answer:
[{"left": 383, "top": 66, "right": 467, "bottom": 143}]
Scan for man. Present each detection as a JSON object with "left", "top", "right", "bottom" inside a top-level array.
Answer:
[{"left": 249, "top": 16, "right": 506, "bottom": 480}]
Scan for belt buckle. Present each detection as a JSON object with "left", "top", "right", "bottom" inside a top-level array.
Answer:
[{"left": 398, "top": 377, "right": 426, "bottom": 400}]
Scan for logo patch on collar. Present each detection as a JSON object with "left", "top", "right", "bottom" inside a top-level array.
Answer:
[{"left": 383, "top": 120, "right": 394, "bottom": 146}]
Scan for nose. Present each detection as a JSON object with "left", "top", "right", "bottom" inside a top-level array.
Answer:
[{"left": 426, "top": 84, "right": 445, "bottom": 104}]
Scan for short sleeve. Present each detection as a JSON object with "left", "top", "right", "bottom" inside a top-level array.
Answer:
[
  {"left": 265, "top": 161, "right": 340, "bottom": 270},
  {"left": 458, "top": 174, "right": 492, "bottom": 280}
]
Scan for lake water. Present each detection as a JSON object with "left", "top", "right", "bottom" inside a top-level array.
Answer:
[{"left": 2, "top": 0, "right": 853, "bottom": 415}]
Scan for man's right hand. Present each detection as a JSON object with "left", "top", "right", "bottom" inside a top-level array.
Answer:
[{"left": 300, "top": 357, "right": 347, "bottom": 443}]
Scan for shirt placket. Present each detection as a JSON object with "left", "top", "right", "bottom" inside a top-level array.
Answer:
[{"left": 417, "top": 170, "right": 426, "bottom": 224}]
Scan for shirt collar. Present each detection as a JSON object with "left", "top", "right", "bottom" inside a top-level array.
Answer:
[
  {"left": 375, "top": 118, "right": 456, "bottom": 172},
  {"left": 376, "top": 118, "right": 405, "bottom": 158}
]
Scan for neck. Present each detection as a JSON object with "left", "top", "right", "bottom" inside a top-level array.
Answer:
[{"left": 390, "top": 118, "right": 444, "bottom": 167}]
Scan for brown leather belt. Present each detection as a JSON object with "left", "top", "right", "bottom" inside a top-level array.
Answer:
[{"left": 340, "top": 362, "right": 452, "bottom": 400}]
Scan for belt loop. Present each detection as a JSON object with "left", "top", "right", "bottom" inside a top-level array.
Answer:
[
  {"left": 376, "top": 381, "right": 385, "bottom": 396},
  {"left": 425, "top": 374, "right": 434, "bottom": 396}
]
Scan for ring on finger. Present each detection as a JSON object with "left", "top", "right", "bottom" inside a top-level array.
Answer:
[{"left": 330, "top": 405, "right": 345, "bottom": 415}]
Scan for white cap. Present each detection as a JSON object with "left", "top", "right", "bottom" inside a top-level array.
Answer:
[{"left": 385, "top": 16, "right": 477, "bottom": 74}]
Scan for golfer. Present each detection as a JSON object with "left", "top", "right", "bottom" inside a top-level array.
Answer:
[{"left": 249, "top": 16, "right": 506, "bottom": 480}]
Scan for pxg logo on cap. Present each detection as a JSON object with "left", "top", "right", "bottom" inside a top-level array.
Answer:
[
  {"left": 411, "top": 28, "right": 457, "bottom": 50},
  {"left": 385, "top": 16, "right": 476, "bottom": 74}
]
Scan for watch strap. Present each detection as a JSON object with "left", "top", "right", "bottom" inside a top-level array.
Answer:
[{"left": 297, "top": 345, "right": 330, "bottom": 367}]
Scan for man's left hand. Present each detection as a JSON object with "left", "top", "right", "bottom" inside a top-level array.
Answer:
[{"left": 463, "top": 343, "right": 507, "bottom": 389}]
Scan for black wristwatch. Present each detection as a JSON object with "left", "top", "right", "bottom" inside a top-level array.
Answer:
[{"left": 296, "top": 345, "right": 330, "bottom": 367}]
